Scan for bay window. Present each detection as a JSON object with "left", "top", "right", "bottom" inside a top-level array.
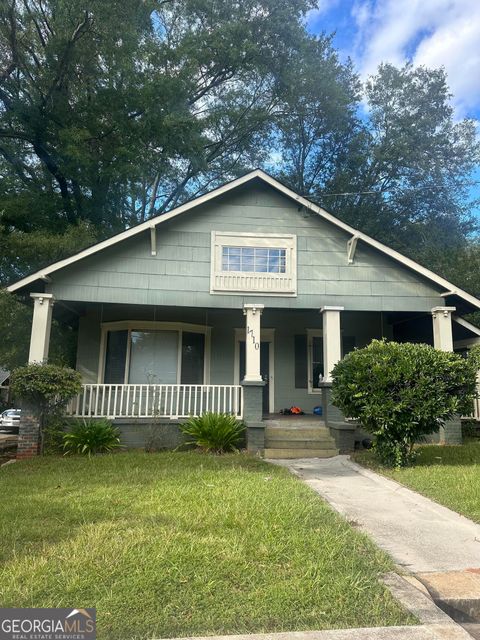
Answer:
[{"left": 101, "top": 323, "right": 208, "bottom": 384}]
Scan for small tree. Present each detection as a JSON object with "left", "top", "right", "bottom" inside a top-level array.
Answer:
[
  {"left": 331, "top": 340, "right": 477, "bottom": 467},
  {"left": 10, "top": 363, "right": 82, "bottom": 454}
]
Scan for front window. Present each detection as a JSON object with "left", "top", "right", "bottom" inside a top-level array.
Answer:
[
  {"left": 103, "top": 326, "right": 206, "bottom": 384},
  {"left": 211, "top": 231, "right": 296, "bottom": 295}
]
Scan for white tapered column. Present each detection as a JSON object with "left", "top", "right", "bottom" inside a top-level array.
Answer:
[
  {"left": 28, "top": 293, "right": 55, "bottom": 363},
  {"left": 243, "top": 303, "right": 264, "bottom": 383},
  {"left": 321, "top": 306, "right": 344, "bottom": 382},
  {"left": 431, "top": 306, "right": 455, "bottom": 352}
]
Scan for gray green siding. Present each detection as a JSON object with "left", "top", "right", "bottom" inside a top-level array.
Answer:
[{"left": 50, "top": 181, "right": 444, "bottom": 312}]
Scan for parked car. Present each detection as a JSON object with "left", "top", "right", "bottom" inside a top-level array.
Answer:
[{"left": 0, "top": 409, "right": 21, "bottom": 433}]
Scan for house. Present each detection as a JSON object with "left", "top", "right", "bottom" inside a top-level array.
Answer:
[{"left": 8, "top": 170, "right": 480, "bottom": 456}]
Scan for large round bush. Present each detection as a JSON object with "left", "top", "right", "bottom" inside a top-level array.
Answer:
[{"left": 331, "top": 339, "right": 477, "bottom": 467}]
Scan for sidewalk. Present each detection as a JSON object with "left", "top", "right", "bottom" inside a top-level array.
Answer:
[{"left": 272, "top": 455, "right": 480, "bottom": 574}]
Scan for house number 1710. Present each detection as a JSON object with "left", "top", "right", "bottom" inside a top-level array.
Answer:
[{"left": 247, "top": 325, "right": 260, "bottom": 350}]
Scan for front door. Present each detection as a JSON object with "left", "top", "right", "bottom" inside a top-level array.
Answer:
[{"left": 239, "top": 341, "right": 270, "bottom": 414}]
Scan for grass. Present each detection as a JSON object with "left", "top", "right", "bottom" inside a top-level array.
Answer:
[
  {"left": 354, "top": 441, "right": 480, "bottom": 523},
  {"left": 0, "top": 452, "right": 413, "bottom": 639}
]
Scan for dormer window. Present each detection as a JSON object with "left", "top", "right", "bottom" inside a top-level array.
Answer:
[
  {"left": 222, "top": 247, "right": 286, "bottom": 274},
  {"left": 211, "top": 231, "right": 296, "bottom": 295}
]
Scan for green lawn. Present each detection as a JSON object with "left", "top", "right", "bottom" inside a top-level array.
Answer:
[
  {"left": 355, "top": 441, "right": 480, "bottom": 523},
  {"left": 0, "top": 452, "right": 413, "bottom": 639}
]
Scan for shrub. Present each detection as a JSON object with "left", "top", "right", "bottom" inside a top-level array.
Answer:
[
  {"left": 180, "top": 412, "right": 245, "bottom": 454},
  {"left": 43, "top": 416, "right": 69, "bottom": 455},
  {"left": 331, "top": 339, "right": 477, "bottom": 467},
  {"left": 11, "top": 363, "right": 81, "bottom": 414},
  {"left": 63, "top": 419, "right": 121, "bottom": 456},
  {"left": 10, "top": 363, "right": 82, "bottom": 453}
]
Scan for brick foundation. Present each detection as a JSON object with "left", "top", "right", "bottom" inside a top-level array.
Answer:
[{"left": 17, "top": 410, "right": 41, "bottom": 459}]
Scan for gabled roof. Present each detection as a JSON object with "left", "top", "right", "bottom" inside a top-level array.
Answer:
[{"left": 7, "top": 169, "right": 480, "bottom": 310}]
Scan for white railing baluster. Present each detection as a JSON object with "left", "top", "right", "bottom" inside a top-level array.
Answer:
[
  {"left": 181, "top": 386, "right": 186, "bottom": 417},
  {"left": 70, "top": 384, "right": 243, "bottom": 419},
  {"left": 82, "top": 386, "right": 87, "bottom": 416},
  {"left": 175, "top": 385, "right": 180, "bottom": 418},
  {"left": 114, "top": 386, "right": 119, "bottom": 419}
]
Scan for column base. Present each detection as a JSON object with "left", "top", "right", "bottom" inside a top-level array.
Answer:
[
  {"left": 320, "top": 384, "right": 357, "bottom": 454},
  {"left": 439, "top": 418, "right": 463, "bottom": 445},
  {"left": 241, "top": 381, "right": 265, "bottom": 454}
]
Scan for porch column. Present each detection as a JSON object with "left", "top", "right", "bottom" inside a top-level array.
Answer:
[
  {"left": 28, "top": 293, "right": 55, "bottom": 363},
  {"left": 242, "top": 303, "right": 264, "bottom": 382},
  {"left": 431, "top": 305, "right": 462, "bottom": 445},
  {"left": 321, "top": 306, "right": 344, "bottom": 382},
  {"left": 431, "top": 306, "right": 455, "bottom": 352}
]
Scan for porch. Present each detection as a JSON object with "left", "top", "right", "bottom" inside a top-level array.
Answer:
[{"left": 26, "top": 298, "right": 480, "bottom": 452}]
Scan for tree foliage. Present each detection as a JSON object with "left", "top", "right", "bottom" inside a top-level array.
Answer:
[
  {"left": 276, "top": 62, "right": 479, "bottom": 261},
  {"left": 0, "top": 0, "right": 315, "bottom": 282},
  {"left": 0, "top": 1, "right": 479, "bottom": 369},
  {"left": 331, "top": 340, "right": 478, "bottom": 467}
]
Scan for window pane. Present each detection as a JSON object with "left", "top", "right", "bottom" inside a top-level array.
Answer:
[
  {"left": 312, "top": 336, "right": 324, "bottom": 388},
  {"left": 104, "top": 330, "right": 128, "bottom": 383},
  {"left": 181, "top": 332, "right": 205, "bottom": 384},
  {"left": 129, "top": 331, "right": 178, "bottom": 384},
  {"left": 221, "top": 246, "right": 287, "bottom": 273}
]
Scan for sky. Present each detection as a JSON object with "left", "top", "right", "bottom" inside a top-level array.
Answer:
[
  {"left": 306, "top": 0, "right": 480, "bottom": 121},
  {"left": 305, "top": 0, "right": 480, "bottom": 209}
]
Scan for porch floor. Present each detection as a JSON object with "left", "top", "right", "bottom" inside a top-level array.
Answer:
[{"left": 263, "top": 414, "right": 325, "bottom": 426}]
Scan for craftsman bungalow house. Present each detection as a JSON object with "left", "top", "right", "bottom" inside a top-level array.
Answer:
[{"left": 8, "top": 170, "right": 480, "bottom": 455}]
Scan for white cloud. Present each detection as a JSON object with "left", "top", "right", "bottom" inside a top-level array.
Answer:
[
  {"left": 350, "top": 0, "right": 480, "bottom": 119},
  {"left": 306, "top": 0, "right": 340, "bottom": 27}
]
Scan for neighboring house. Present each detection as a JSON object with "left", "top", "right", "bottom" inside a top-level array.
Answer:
[
  {"left": 8, "top": 170, "right": 480, "bottom": 454},
  {"left": 0, "top": 368, "right": 10, "bottom": 404}
]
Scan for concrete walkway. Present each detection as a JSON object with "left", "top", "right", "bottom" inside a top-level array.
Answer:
[{"left": 272, "top": 456, "right": 480, "bottom": 574}]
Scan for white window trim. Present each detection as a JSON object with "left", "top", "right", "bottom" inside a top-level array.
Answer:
[
  {"left": 210, "top": 231, "right": 297, "bottom": 296},
  {"left": 307, "top": 329, "right": 323, "bottom": 394},
  {"left": 98, "top": 321, "right": 211, "bottom": 385}
]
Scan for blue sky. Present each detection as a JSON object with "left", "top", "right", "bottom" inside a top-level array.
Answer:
[
  {"left": 305, "top": 0, "right": 480, "bottom": 212},
  {"left": 306, "top": 0, "right": 480, "bottom": 121}
]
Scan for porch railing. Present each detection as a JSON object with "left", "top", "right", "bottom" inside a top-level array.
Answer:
[{"left": 67, "top": 384, "right": 243, "bottom": 420}]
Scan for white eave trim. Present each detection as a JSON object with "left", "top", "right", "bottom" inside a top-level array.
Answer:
[{"left": 6, "top": 169, "right": 480, "bottom": 310}]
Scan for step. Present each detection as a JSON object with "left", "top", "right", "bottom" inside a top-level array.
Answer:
[
  {"left": 265, "top": 427, "right": 331, "bottom": 439},
  {"left": 265, "top": 438, "right": 336, "bottom": 449},
  {"left": 264, "top": 448, "right": 339, "bottom": 459},
  {"left": 265, "top": 420, "right": 326, "bottom": 429}
]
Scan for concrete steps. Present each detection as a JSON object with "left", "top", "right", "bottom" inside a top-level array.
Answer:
[
  {"left": 264, "top": 447, "right": 338, "bottom": 459},
  {"left": 263, "top": 419, "right": 338, "bottom": 459}
]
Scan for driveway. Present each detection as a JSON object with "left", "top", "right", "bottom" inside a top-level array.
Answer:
[{"left": 272, "top": 455, "right": 480, "bottom": 574}]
